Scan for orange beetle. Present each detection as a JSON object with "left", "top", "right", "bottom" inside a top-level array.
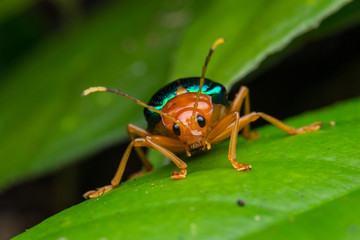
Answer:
[{"left": 82, "top": 38, "right": 322, "bottom": 199}]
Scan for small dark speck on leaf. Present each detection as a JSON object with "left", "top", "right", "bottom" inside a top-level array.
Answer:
[
  {"left": 347, "top": 224, "right": 359, "bottom": 234},
  {"left": 237, "top": 199, "right": 245, "bottom": 206},
  {"left": 116, "top": 211, "right": 121, "bottom": 215}
]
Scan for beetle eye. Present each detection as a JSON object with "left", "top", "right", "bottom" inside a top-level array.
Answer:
[
  {"left": 196, "top": 115, "right": 206, "bottom": 128},
  {"left": 173, "top": 123, "right": 181, "bottom": 136}
]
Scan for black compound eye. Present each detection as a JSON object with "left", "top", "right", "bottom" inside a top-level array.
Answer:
[
  {"left": 196, "top": 115, "right": 206, "bottom": 128},
  {"left": 173, "top": 123, "right": 181, "bottom": 136}
]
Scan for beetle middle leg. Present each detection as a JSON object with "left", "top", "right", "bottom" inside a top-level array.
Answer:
[
  {"left": 229, "top": 86, "right": 322, "bottom": 138},
  {"left": 83, "top": 136, "right": 186, "bottom": 199},
  {"left": 206, "top": 112, "right": 258, "bottom": 171},
  {"left": 207, "top": 110, "right": 321, "bottom": 172},
  {"left": 228, "top": 86, "right": 259, "bottom": 140}
]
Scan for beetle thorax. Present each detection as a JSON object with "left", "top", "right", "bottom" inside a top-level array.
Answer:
[{"left": 161, "top": 92, "right": 213, "bottom": 151}]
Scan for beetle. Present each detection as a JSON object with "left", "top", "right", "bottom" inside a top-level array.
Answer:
[{"left": 82, "top": 38, "right": 322, "bottom": 199}]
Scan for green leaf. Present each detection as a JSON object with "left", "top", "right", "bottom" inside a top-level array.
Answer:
[
  {"left": 242, "top": 188, "right": 360, "bottom": 240},
  {"left": 0, "top": 0, "right": 353, "bottom": 192},
  {"left": 12, "top": 97, "right": 360, "bottom": 239},
  {"left": 169, "top": 0, "right": 353, "bottom": 85}
]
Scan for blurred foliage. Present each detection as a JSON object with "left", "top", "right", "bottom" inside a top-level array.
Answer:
[
  {"left": 0, "top": 0, "right": 39, "bottom": 24},
  {"left": 13, "top": 97, "right": 360, "bottom": 239}
]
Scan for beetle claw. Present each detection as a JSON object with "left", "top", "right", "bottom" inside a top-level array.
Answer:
[
  {"left": 231, "top": 161, "right": 252, "bottom": 171},
  {"left": 296, "top": 121, "right": 323, "bottom": 134},
  {"left": 171, "top": 169, "right": 187, "bottom": 179},
  {"left": 83, "top": 185, "right": 113, "bottom": 199}
]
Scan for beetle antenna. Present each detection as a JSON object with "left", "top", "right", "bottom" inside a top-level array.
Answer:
[
  {"left": 82, "top": 86, "right": 184, "bottom": 126},
  {"left": 191, "top": 38, "right": 225, "bottom": 121}
]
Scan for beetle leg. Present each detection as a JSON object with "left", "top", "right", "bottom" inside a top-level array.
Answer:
[
  {"left": 207, "top": 112, "right": 259, "bottom": 144},
  {"left": 228, "top": 86, "right": 249, "bottom": 113},
  {"left": 83, "top": 138, "right": 139, "bottom": 199},
  {"left": 126, "top": 124, "right": 153, "bottom": 179},
  {"left": 228, "top": 86, "right": 322, "bottom": 139},
  {"left": 207, "top": 112, "right": 257, "bottom": 171},
  {"left": 140, "top": 136, "right": 187, "bottom": 180},
  {"left": 228, "top": 86, "right": 259, "bottom": 140},
  {"left": 209, "top": 111, "right": 321, "bottom": 145},
  {"left": 206, "top": 110, "right": 321, "bottom": 171},
  {"left": 83, "top": 136, "right": 186, "bottom": 199},
  {"left": 251, "top": 112, "right": 323, "bottom": 134}
]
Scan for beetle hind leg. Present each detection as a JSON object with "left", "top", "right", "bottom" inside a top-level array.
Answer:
[{"left": 83, "top": 185, "right": 113, "bottom": 199}]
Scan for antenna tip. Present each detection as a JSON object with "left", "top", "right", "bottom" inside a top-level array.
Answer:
[
  {"left": 212, "top": 38, "right": 226, "bottom": 50},
  {"left": 81, "top": 86, "right": 107, "bottom": 97}
]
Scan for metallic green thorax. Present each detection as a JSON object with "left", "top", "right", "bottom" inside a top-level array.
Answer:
[{"left": 144, "top": 77, "right": 228, "bottom": 128}]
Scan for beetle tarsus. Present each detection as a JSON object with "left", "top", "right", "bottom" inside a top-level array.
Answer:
[
  {"left": 294, "top": 121, "right": 323, "bottom": 134},
  {"left": 171, "top": 169, "right": 187, "bottom": 179},
  {"left": 230, "top": 161, "right": 252, "bottom": 171},
  {"left": 83, "top": 185, "right": 113, "bottom": 199}
]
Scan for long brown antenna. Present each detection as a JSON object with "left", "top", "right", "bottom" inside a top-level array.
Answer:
[
  {"left": 82, "top": 86, "right": 183, "bottom": 126},
  {"left": 191, "top": 38, "right": 225, "bottom": 121}
]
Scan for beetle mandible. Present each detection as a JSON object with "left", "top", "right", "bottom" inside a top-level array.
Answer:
[{"left": 82, "top": 38, "right": 322, "bottom": 199}]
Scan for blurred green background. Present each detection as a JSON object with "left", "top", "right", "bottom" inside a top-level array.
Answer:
[{"left": 0, "top": 0, "right": 360, "bottom": 239}]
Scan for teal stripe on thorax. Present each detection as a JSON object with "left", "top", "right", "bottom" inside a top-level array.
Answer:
[{"left": 153, "top": 85, "right": 222, "bottom": 111}]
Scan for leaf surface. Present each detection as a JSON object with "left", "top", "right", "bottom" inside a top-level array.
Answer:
[{"left": 13, "top": 97, "right": 360, "bottom": 239}]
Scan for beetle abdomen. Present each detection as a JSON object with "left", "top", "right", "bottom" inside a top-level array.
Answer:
[{"left": 144, "top": 77, "right": 228, "bottom": 128}]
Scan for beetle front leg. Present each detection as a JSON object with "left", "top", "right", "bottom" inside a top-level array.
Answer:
[
  {"left": 207, "top": 112, "right": 257, "bottom": 171},
  {"left": 83, "top": 136, "right": 187, "bottom": 199},
  {"left": 139, "top": 136, "right": 187, "bottom": 179},
  {"left": 227, "top": 112, "right": 252, "bottom": 171},
  {"left": 83, "top": 139, "right": 138, "bottom": 199}
]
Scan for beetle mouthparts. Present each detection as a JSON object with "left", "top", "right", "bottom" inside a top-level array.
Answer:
[{"left": 190, "top": 142, "right": 202, "bottom": 152}]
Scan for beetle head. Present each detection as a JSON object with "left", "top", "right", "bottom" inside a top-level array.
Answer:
[{"left": 161, "top": 92, "right": 213, "bottom": 153}]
